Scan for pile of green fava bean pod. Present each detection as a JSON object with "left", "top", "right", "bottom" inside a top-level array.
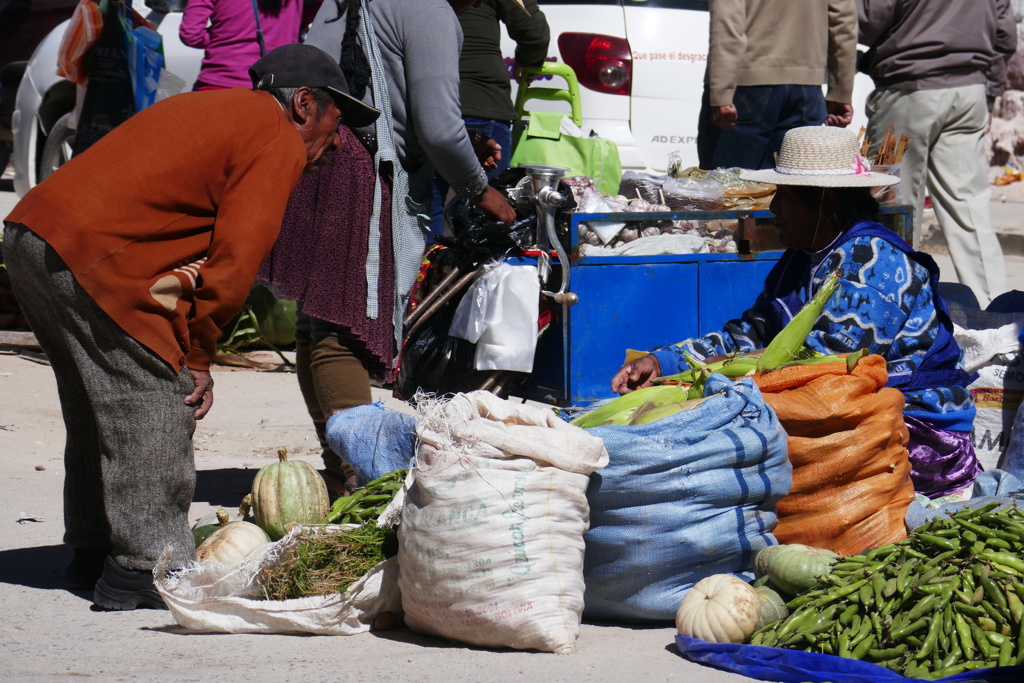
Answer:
[
  {"left": 748, "top": 501, "right": 1024, "bottom": 679},
  {"left": 322, "top": 469, "right": 407, "bottom": 525}
]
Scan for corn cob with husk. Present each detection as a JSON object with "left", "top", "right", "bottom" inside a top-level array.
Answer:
[
  {"left": 754, "top": 272, "right": 841, "bottom": 372},
  {"left": 570, "top": 384, "right": 702, "bottom": 428},
  {"left": 654, "top": 272, "right": 845, "bottom": 388}
]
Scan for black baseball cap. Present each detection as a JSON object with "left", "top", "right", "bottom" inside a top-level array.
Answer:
[{"left": 249, "top": 44, "right": 380, "bottom": 128}]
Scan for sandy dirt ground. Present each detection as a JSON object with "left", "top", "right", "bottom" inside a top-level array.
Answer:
[
  {"left": 3, "top": 181, "right": 1024, "bottom": 682},
  {"left": 0, "top": 354, "right": 757, "bottom": 683}
]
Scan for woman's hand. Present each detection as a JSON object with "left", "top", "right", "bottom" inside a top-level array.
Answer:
[{"left": 611, "top": 354, "right": 661, "bottom": 394}]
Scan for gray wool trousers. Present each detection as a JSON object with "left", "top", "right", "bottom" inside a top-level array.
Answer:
[{"left": 3, "top": 223, "right": 197, "bottom": 571}]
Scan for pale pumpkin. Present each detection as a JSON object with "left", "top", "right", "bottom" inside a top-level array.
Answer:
[
  {"left": 195, "top": 521, "right": 270, "bottom": 566},
  {"left": 191, "top": 507, "right": 243, "bottom": 547},
  {"left": 675, "top": 574, "right": 761, "bottom": 644},
  {"left": 754, "top": 585, "right": 789, "bottom": 629},
  {"left": 250, "top": 446, "right": 330, "bottom": 540},
  {"left": 753, "top": 543, "right": 839, "bottom": 597}
]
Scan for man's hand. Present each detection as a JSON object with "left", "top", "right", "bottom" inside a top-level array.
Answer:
[
  {"left": 472, "top": 185, "right": 516, "bottom": 223},
  {"left": 611, "top": 354, "right": 661, "bottom": 394},
  {"left": 825, "top": 101, "right": 854, "bottom": 127},
  {"left": 712, "top": 104, "right": 738, "bottom": 130},
  {"left": 185, "top": 368, "right": 214, "bottom": 419},
  {"left": 470, "top": 131, "right": 502, "bottom": 172}
]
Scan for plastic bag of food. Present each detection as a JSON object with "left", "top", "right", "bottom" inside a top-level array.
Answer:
[
  {"left": 661, "top": 176, "right": 726, "bottom": 211},
  {"left": 618, "top": 171, "right": 666, "bottom": 203},
  {"left": 753, "top": 354, "right": 915, "bottom": 555},
  {"left": 155, "top": 527, "right": 401, "bottom": 635},
  {"left": 581, "top": 374, "right": 790, "bottom": 622}
]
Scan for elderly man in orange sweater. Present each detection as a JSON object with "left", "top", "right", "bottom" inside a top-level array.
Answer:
[{"left": 2, "top": 44, "right": 379, "bottom": 611}]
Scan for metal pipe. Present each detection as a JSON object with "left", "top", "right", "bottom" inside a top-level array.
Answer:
[
  {"left": 403, "top": 267, "right": 483, "bottom": 341},
  {"left": 404, "top": 262, "right": 466, "bottom": 329}
]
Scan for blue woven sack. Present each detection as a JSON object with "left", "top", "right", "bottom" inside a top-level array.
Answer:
[
  {"left": 325, "top": 402, "right": 415, "bottom": 486},
  {"left": 582, "top": 374, "right": 791, "bottom": 622}
]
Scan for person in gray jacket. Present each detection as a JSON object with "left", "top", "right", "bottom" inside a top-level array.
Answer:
[
  {"left": 858, "top": 0, "right": 1017, "bottom": 307},
  {"left": 262, "top": 0, "right": 515, "bottom": 494}
]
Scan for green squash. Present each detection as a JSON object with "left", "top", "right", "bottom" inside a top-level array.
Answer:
[
  {"left": 250, "top": 446, "right": 330, "bottom": 540},
  {"left": 753, "top": 543, "right": 839, "bottom": 597},
  {"left": 754, "top": 585, "right": 789, "bottom": 629}
]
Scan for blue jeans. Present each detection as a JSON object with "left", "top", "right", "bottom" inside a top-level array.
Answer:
[
  {"left": 428, "top": 116, "right": 513, "bottom": 238},
  {"left": 698, "top": 84, "right": 826, "bottom": 170}
]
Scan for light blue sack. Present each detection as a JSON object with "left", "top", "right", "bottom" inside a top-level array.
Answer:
[
  {"left": 325, "top": 402, "right": 415, "bottom": 486},
  {"left": 582, "top": 374, "right": 792, "bottom": 622},
  {"left": 904, "top": 468, "right": 1024, "bottom": 530}
]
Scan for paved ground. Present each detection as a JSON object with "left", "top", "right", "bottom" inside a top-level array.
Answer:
[{"left": 2, "top": 177, "right": 1023, "bottom": 681}]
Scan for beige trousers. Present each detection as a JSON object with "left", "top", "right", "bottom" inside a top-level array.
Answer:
[{"left": 865, "top": 84, "right": 1005, "bottom": 306}]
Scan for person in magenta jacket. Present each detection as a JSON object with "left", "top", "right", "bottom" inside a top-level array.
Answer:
[{"left": 180, "top": 0, "right": 305, "bottom": 90}]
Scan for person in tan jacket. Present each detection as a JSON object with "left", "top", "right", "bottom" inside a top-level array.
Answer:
[
  {"left": 697, "top": 0, "right": 858, "bottom": 170},
  {"left": 2, "top": 44, "right": 378, "bottom": 611}
]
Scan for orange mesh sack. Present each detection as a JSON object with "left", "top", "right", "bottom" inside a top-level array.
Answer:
[{"left": 753, "top": 354, "right": 914, "bottom": 556}]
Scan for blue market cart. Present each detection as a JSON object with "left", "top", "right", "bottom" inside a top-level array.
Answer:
[{"left": 516, "top": 204, "right": 913, "bottom": 407}]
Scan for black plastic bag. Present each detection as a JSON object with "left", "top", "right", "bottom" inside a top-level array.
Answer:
[
  {"left": 439, "top": 168, "right": 576, "bottom": 260},
  {"left": 394, "top": 290, "right": 490, "bottom": 401}
]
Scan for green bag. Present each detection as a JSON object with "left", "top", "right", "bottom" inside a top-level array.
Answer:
[{"left": 510, "top": 63, "right": 623, "bottom": 196}]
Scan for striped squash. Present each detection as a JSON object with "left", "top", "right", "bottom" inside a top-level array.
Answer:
[{"left": 250, "top": 447, "right": 330, "bottom": 540}]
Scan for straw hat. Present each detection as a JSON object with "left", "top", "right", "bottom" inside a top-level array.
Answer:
[{"left": 740, "top": 126, "right": 899, "bottom": 188}]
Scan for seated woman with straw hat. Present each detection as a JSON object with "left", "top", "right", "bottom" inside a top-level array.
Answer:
[{"left": 611, "top": 125, "right": 980, "bottom": 498}]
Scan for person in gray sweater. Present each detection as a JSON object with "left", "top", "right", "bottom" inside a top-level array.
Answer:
[
  {"left": 858, "top": 0, "right": 1017, "bottom": 307},
  {"left": 273, "top": 0, "right": 515, "bottom": 494},
  {"left": 305, "top": 0, "right": 513, "bottom": 218}
]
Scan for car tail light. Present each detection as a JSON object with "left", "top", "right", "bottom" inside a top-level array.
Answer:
[{"left": 557, "top": 33, "right": 632, "bottom": 96}]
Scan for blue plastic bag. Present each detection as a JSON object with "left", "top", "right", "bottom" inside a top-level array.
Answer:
[
  {"left": 675, "top": 635, "right": 1024, "bottom": 682},
  {"left": 122, "top": 23, "right": 164, "bottom": 111},
  {"left": 325, "top": 402, "right": 415, "bottom": 486},
  {"left": 581, "top": 374, "right": 791, "bottom": 622}
]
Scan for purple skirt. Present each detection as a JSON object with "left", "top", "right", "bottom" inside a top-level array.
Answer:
[
  {"left": 259, "top": 126, "right": 396, "bottom": 379},
  {"left": 905, "top": 414, "right": 983, "bottom": 498}
]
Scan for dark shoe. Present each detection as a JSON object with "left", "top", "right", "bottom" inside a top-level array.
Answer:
[
  {"left": 65, "top": 546, "right": 112, "bottom": 591},
  {"left": 322, "top": 467, "right": 357, "bottom": 498},
  {"left": 92, "top": 555, "right": 167, "bottom": 611}
]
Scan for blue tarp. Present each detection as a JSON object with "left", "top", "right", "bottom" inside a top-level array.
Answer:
[{"left": 675, "top": 635, "right": 1024, "bottom": 682}]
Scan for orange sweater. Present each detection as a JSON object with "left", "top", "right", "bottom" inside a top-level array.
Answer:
[{"left": 6, "top": 88, "right": 305, "bottom": 372}]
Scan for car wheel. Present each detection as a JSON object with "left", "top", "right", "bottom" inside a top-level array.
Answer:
[{"left": 39, "top": 112, "right": 75, "bottom": 182}]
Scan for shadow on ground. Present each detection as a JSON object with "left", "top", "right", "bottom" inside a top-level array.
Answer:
[
  {"left": 0, "top": 543, "right": 70, "bottom": 590},
  {"left": 193, "top": 468, "right": 256, "bottom": 508}
]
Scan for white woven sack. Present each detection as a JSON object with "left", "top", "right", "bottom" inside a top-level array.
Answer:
[
  {"left": 154, "top": 526, "right": 401, "bottom": 635},
  {"left": 949, "top": 302, "right": 1024, "bottom": 471},
  {"left": 399, "top": 391, "right": 609, "bottom": 654}
]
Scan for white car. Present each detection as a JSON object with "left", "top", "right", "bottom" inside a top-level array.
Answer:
[
  {"left": 11, "top": 0, "right": 202, "bottom": 196},
  {"left": 12, "top": 0, "right": 870, "bottom": 195},
  {"left": 506, "top": 0, "right": 872, "bottom": 173}
]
